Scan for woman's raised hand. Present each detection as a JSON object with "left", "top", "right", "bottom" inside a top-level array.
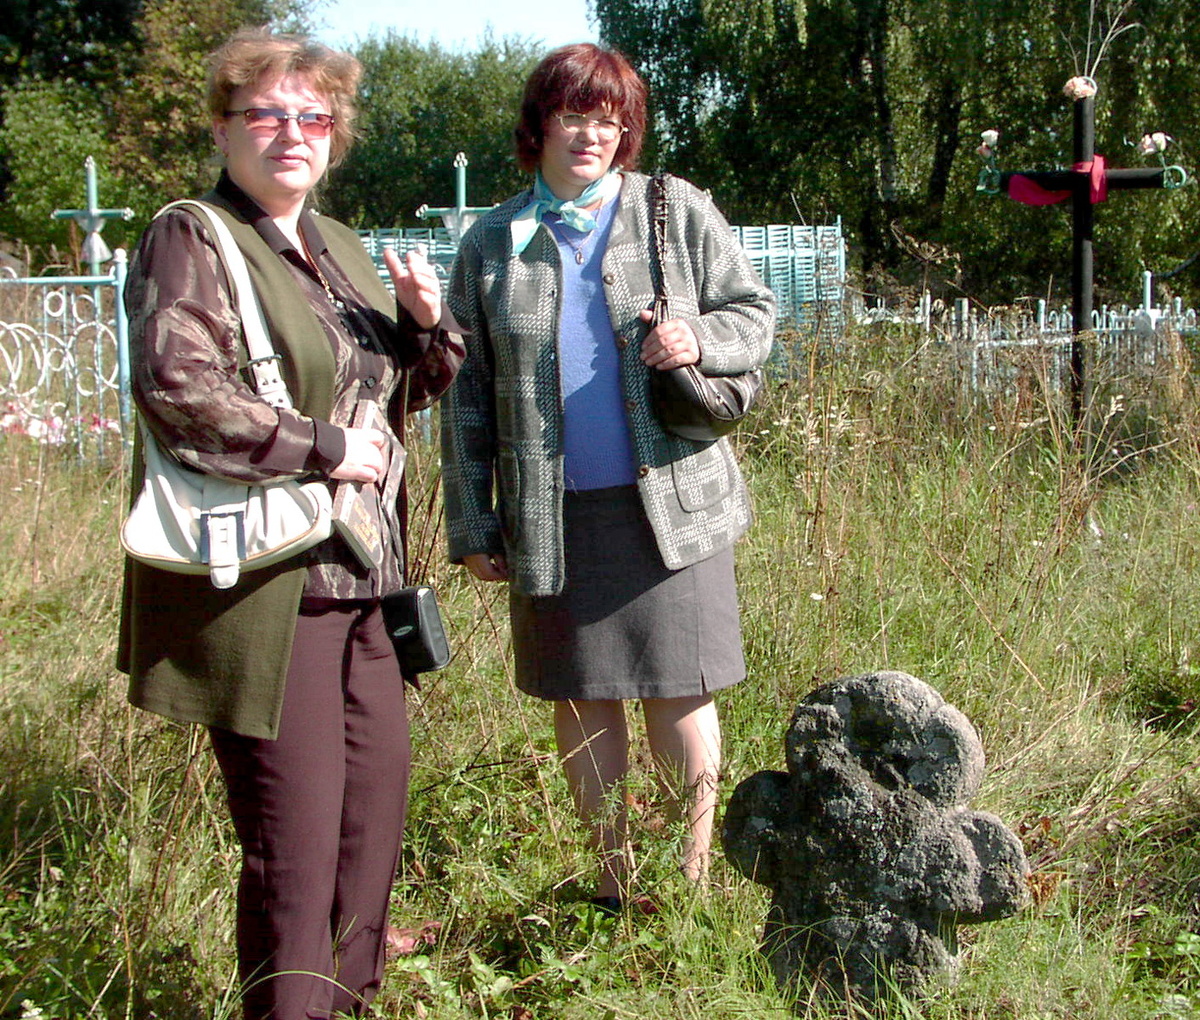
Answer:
[
  {"left": 385, "top": 246, "right": 442, "bottom": 330},
  {"left": 331, "top": 427, "right": 387, "bottom": 483}
]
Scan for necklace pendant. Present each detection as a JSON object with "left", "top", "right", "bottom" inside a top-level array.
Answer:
[{"left": 575, "top": 249, "right": 585, "bottom": 265}]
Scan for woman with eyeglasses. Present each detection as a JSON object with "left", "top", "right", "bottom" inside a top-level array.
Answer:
[
  {"left": 117, "top": 27, "right": 462, "bottom": 1020},
  {"left": 442, "top": 44, "right": 775, "bottom": 912}
]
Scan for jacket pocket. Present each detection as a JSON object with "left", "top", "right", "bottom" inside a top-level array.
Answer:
[{"left": 670, "top": 440, "right": 735, "bottom": 512}]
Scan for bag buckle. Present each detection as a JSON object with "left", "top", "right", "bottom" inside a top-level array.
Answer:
[{"left": 200, "top": 509, "right": 247, "bottom": 563}]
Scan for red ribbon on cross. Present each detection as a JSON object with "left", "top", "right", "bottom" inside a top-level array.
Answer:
[{"left": 1007, "top": 155, "right": 1108, "bottom": 206}]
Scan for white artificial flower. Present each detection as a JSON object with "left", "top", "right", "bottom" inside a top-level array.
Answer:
[
  {"left": 980, "top": 129, "right": 999, "bottom": 147},
  {"left": 1063, "top": 76, "right": 1098, "bottom": 100}
]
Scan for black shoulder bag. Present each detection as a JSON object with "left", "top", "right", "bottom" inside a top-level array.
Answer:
[{"left": 647, "top": 174, "right": 764, "bottom": 442}]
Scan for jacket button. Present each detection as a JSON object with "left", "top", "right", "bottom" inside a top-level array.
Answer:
[
  {"left": 615, "top": 334, "right": 629, "bottom": 349},
  {"left": 638, "top": 464, "right": 650, "bottom": 478},
  {"left": 364, "top": 376, "right": 377, "bottom": 388},
  {"left": 602, "top": 273, "right": 615, "bottom": 285},
  {"left": 624, "top": 399, "right": 636, "bottom": 412}
]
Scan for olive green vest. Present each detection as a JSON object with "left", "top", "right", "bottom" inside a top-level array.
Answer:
[{"left": 119, "top": 197, "right": 397, "bottom": 739}]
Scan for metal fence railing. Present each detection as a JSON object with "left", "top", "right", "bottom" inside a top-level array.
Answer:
[
  {"left": 0, "top": 251, "right": 129, "bottom": 460},
  {"left": 855, "top": 292, "right": 1196, "bottom": 401},
  {"left": 730, "top": 221, "right": 846, "bottom": 342},
  {"left": 355, "top": 218, "right": 849, "bottom": 347}
]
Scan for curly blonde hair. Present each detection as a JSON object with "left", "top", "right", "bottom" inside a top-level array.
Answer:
[{"left": 207, "top": 27, "right": 361, "bottom": 167}]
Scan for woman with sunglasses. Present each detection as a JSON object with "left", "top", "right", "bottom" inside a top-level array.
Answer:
[
  {"left": 118, "top": 28, "right": 462, "bottom": 1020},
  {"left": 442, "top": 44, "right": 775, "bottom": 911}
]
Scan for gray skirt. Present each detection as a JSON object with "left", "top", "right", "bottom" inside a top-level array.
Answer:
[{"left": 510, "top": 485, "right": 746, "bottom": 701}]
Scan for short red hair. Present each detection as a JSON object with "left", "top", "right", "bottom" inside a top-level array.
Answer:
[{"left": 515, "top": 44, "right": 647, "bottom": 173}]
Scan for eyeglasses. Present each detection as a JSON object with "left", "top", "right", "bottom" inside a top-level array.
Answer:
[
  {"left": 554, "top": 113, "right": 627, "bottom": 143},
  {"left": 224, "top": 108, "right": 335, "bottom": 139}
]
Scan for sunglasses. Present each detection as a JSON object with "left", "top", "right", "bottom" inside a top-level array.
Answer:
[{"left": 223, "top": 108, "right": 335, "bottom": 139}]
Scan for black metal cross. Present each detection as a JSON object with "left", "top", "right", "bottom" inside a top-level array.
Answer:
[{"left": 978, "top": 83, "right": 1186, "bottom": 424}]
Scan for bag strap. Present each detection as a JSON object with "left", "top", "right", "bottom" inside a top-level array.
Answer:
[
  {"left": 649, "top": 174, "right": 670, "bottom": 323},
  {"left": 154, "top": 200, "right": 294, "bottom": 410}
]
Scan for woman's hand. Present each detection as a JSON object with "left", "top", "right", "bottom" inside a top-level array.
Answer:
[
  {"left": 385, "top": 246, "right": 442, "bottom": 330},
  {"left": 331, "top": 427, "right": 387, "bottom": 483},
  {"left": 639, "top": 309, "right": 700, "bottom": 369},
  {"left": 463, "top": 552, "right": 509, "bottom": 582}
]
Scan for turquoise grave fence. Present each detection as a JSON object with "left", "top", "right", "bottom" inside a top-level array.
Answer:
[
  {"left": 0, "top": 216, "right": 843, "bottom": 458},
  {"left": 0, "top": 253, "right": 129, "bottom": 460},
  {"left": 355, "top": 219, "right": 848, "bottom": 345}
]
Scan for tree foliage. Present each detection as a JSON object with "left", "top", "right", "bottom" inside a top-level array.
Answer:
[
  {"left": 594, "top": 0, "right": 1200, "bottom": 305},
  {"left": 0, "top": 81, "right": 122, "bottom": 254},
  {"left": 107, "top": 0, "right": 311, "bottom": 210},
  {"left": 0, "top": 0, "right": 313, "bottom": 261},
  {"left": 322, "top": 33, "right": 540, "bottom": 228},
  {"left": 0, "top": 2, "right": 539, "bottom": 262},
  {"left": 0, "top": 0, "right": 144, "bottom": 90}
]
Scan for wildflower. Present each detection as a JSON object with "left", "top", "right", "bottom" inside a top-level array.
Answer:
[
  {"left": 809, "top": 592, "right": 825, "bottom": 602},
  {"left": 1063, "top": 76, "right": 1097, "bottom": 100}
]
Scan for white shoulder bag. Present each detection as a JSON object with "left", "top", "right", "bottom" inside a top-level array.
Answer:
[{"left": 120, "top": 201, "right": 333, "bottom": 589}]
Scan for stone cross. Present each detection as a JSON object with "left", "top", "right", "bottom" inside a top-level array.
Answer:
[
  {"left": 52, "top": 156, "right": 135, "bottom": 276},
  {"left": 977, "top": 80, "right": 1186, "bottom": 425},
  {"left": 723, "top": 671, "right": 1030, "bottom": 1004}
]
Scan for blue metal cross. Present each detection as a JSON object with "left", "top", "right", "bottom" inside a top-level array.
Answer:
[
  {"left": 415, "top": 152, "right": 493, "bottom": 241},
  {"left": 52, "top": 156, "right": 135, "bottom": 276}
]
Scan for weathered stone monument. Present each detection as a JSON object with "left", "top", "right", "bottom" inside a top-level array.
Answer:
[{"left": 723, "top": 671, "right": 1030, "bottom": 1003}]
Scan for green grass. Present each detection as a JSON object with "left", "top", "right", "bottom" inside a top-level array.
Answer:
[{"left": 2, "top": 326, "right": 1200, "bottom": 1018}]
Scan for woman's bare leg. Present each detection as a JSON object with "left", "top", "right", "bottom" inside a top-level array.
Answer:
[
  {"left": 641, "top": 694, "right": 721, "bottom": 884},
  {"left": 553, "top": 699, "right": 630, "bottom": 900}
]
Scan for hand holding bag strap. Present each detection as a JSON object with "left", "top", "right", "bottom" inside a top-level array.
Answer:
[{"left": 155, "top": 200, "right": 293, "bottom": 409}]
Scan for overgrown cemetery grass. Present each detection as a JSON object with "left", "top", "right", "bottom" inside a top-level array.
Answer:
[{"left": 2, "top": 324, "right": 1200, "bottom": 1018}]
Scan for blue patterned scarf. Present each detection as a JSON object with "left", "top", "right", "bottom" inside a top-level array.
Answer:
[{"left": 509, "top": 170, "right": 624, "bottom": 256}]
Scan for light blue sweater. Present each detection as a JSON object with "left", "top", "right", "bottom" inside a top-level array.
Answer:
[{"left": 547, "top": 200, "right": 637, "bottom": 490}]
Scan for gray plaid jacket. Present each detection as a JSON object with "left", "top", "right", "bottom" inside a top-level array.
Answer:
[{"left": 441, "top": 172, "right": 776, "bottom": 596}]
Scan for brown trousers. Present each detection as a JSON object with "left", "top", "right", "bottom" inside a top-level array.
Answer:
[{"left": 210, "top": 600, "right": 409, "bottom": 1020}]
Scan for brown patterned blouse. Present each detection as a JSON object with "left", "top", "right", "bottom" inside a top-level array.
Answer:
[{"left": 127, "top": 172, "right": 464, "bottom": 599}]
